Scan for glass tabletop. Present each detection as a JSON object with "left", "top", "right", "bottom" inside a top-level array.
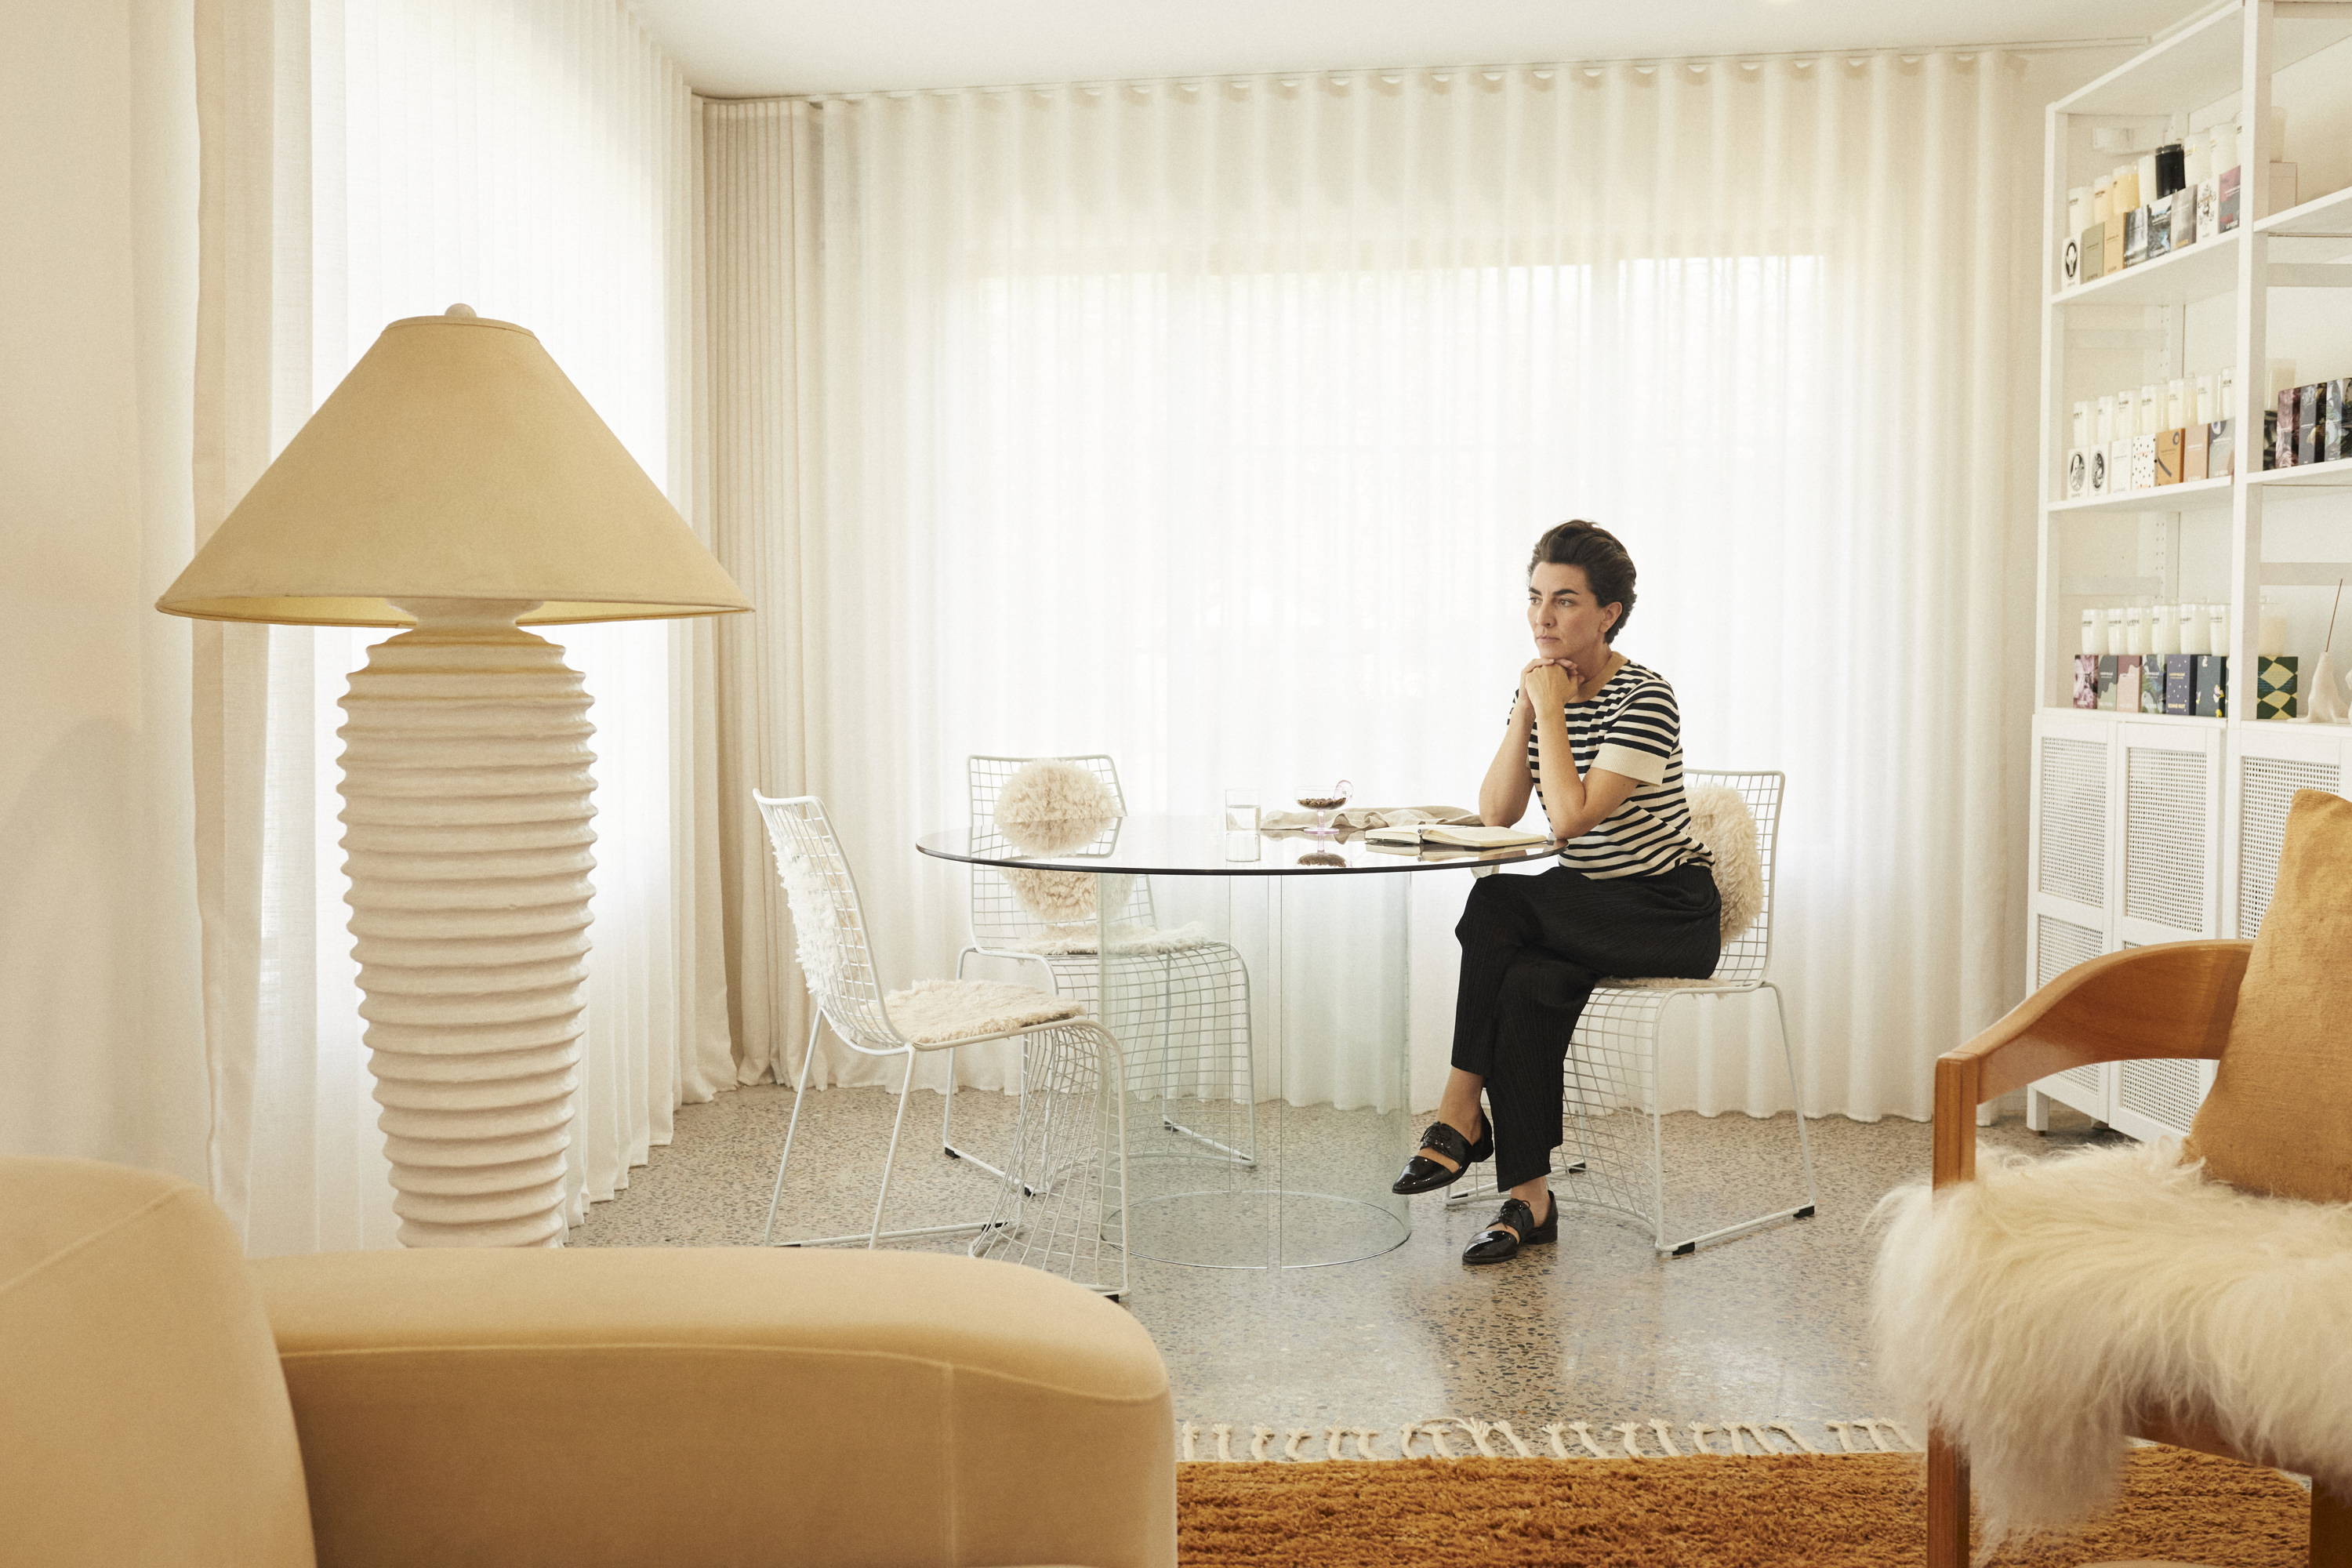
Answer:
[{"left": 915, "top": 813, "right": 1563, "bottom": 876}]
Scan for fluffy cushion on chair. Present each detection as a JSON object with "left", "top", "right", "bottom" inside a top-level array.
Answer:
[
  {"left": 884, "top": 978, "right": 1084, "bottom": 1044},
  {"left": 995, "top": 759, "right": 1125, "bottom": 927},
  {"left": 1007, "top": 923, "right": 1209, "bottom": 956},
  {"left": 2183, "top": 788, "right": 2352, "bottom": 1203},
  {"left": 1686, "top": 785, "right": 1762, "bottom": 946},
  {"left": 1871, "top": 1138, "right": 2352, "bottom": 1541}
]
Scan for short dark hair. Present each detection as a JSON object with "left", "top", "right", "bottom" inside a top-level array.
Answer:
[{"left": 1528, "top": 521, "right": 1636, "bottom": 643}]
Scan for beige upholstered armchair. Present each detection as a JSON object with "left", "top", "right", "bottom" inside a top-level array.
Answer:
[{"left": 0, "top": 1156, "right": 1175, "bottom": 1568}]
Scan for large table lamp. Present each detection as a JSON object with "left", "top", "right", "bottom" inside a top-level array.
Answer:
[{"left": 159, "top": 306, "right": 750, "bottom": 1247}]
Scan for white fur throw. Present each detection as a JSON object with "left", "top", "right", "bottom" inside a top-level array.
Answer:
[
  {"left": 881, "top": 978, "right": 1083, "bottom": 1046},
  {"left": 993, "top": 760, "right": 1122, "bottom": 926},
  {"left": 1687, "top": 785, "right": 1762, "bottom": 947},
  {"left": 1871, "top": 1138, "right": 2352, "bottom": 1542}
]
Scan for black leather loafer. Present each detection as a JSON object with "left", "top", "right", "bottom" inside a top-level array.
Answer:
[
  {"left": 1461, "top": 1192, "right": 1557, "bottom": 1265},
  {"left": 1391, "top": 1118, "right": 1494, "bottom": 1195}
]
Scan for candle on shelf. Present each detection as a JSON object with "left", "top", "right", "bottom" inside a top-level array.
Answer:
[
  {"left": 2082, "top": 608, "right": 2101, "bottom": 655},
  {"left": 2259, "top": 596, "right": 2287, "bottom": 657},
  {"left": 2150, "top": 602, "right": 2177, "bottom": 658},
  {"left": 2178, "top": 603, "right": 2205, "bottom": 658}
]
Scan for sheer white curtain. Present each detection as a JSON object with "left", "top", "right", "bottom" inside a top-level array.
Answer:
[
  {"left": 193, "top": 0, "right": 727, "bottom": 1251},
  {"left": 706, "top": 55, "right": 2042, "bottom": 1122}
]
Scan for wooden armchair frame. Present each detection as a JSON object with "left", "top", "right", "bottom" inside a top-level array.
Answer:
[{"left": 1928, "top": 938, "right": 2350, "bottom": 1568}]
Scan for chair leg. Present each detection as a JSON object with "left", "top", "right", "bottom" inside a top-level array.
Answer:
[
  {"left": 868, "top": 1050, "right": 918, "bottom": 1249},
  {"left": 760, "top": 1013, "right": 823, "bottom": 1245},
  {"left": 1926, "top": 1428, "right": 1970, "bottom": 1568},
  {"left": 1648, "top": 994, "right": 1675, "bottom": 1252},
  {"left": 2316, "top": 1480, "right": 2352, "bottom": 1568},
  {"left": 1767, "top": 983, "right": 1821, "bottom": 1221}
]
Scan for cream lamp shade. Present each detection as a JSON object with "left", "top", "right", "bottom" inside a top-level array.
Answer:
[{"left": 157, "top": 307, "right": 750, "bottom": 626}]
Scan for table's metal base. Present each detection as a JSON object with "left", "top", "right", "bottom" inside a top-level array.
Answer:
[{"left": 1122, "top": 1189, "right": 1410, "bottom": 1269}]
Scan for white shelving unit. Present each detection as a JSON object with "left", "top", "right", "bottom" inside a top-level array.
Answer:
[{"left": 2028, "top": 0, "right": 2352, "bottom": 1137}]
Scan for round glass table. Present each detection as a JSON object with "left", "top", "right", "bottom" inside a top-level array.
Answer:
[{"left": 916, "top": 815, "right": 1561, "bottom": 1269}]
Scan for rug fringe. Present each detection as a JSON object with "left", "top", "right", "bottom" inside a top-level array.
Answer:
[{"left": 1178, "top": 1417, "right": 1919, "bottom": 1461}]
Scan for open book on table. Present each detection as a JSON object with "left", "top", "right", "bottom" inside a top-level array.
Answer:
[{"left": 1359, "top": 823, "right": 1553, "bottom": 849}]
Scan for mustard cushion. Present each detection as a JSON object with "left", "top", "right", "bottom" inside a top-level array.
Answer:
[{"left": 2185, "top": 789, "right": 2352, "bottom": 1203}]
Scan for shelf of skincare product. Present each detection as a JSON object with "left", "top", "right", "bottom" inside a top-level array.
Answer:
[
  {"left": 2057, "top": 110, "right": 2303, "bottom": 299},
  {"left": 2060, "top": 117, "right": 2239, "bottom": 296},
  {"left": 2071, "top": 602, "right": 2230, "bottom": 717},
  {"left": 2031, "top": 2, "right": 2352, "bottom": 1145},
  {"left": 2262, "top": 362, "right": 2352, "bottom": 472},
  {"left": 2064, "top": 371, "right": 2237, "bottom": 503}
]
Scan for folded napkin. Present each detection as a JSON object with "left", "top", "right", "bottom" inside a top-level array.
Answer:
[{"left": 1258, "top": 804, "right": 1479, "bottom": 833}]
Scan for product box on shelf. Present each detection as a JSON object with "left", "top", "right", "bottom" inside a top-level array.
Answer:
[
  {"left": 2124, "top": 208, "right": 2151, "bottom": 267},
  {"left": 2219, "top": 165, "right": 2241, "bottom": 232},
  {"left": 2146, "top": 198, "right": 2175, "bottom": 261},
  {"left": 2140, "top": 657, "right": 2167, "bottom": 713},
  {"left": 2258, "top": 655, "right": 2300, "bottom": 720},
  {"left": 2210, "top": 418, "right": 2235, "bottom": 477},
  {"left": 2326, "top": 379, "right": 2349, "bottom": 464},
  {"left": 2078, "top": 223, "right": 2106, "bottom": 284},
  {"left": 2277, "top": 390, "right": 2300, "bottom": 469},
  {"left": 2129, "top": 434, "right": 2157, "bottom": 491},
  {"left": 2165, "top": 654, "right": 2195, "bottom": 716},
  {"left": 2117, "top": 654, "right": 2143, "bottom": 713},
  {"left": 2154, "top": 428, "right": 2183, "bottom": 486},
  {"left": 2194, "top": 654, "right": 2228, "bottom": 718},
  {"left": 2074, "top": 655, "right": 2100, "bottom": 710},
  {"left": 2169, "top": 192, "right": 2197, "bottom": 250},
  {"left": 2067, "top": 446, "right": 2089, "bottom": 499},
  {"left": 2097, "top": 655, "right": 2120, "bottom": 710},
  {"left": 2184, "top": 421, "right": 2210, "bottom": 481},
  {"left": 2260, "top": 411, "right": 2278, "bottom": 471}
]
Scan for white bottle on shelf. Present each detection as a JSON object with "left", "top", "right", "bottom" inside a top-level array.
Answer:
[{"left": 2111, "top": 388, "right": 2138, "bottom": 493}]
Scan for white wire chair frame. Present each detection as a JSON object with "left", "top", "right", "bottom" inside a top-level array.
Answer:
[
  {"left": 949, "top": 754, "right": 1258, "bottom": 1179},
  {"left": 752, "top": 792, "right": 1129, "bottom": 1298},
  {"left": 1447, "top": 770, "right": 1820, "bottom": 1257}
]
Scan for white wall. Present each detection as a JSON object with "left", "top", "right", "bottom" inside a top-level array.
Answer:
[{"left": 0, "top": 0, "right": 207, "bottom": 1178}]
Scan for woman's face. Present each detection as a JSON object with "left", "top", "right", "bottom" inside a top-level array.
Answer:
[{"left": 1527, "top": 562, "right": 1621, "bottom": 659}]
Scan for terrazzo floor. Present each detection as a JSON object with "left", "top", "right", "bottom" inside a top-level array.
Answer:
[{"left": 568, "top": 1083, "right": 2102, "bottom": 1443}]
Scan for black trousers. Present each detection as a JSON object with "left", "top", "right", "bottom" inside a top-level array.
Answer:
[{"left": 1452, "top": 863, "right": 1721, "bottom": 1189}]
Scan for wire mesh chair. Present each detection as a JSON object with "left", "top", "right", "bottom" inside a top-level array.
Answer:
[
  {"left": 753, "top": 792, "right": 1128, "bottom": 1297},
  {"left": 1448, "top": 770, "right": 1819, "bottom": 1256},
  {"left": 947, "top": 755, "right": 1256, "bottom": 1179}
]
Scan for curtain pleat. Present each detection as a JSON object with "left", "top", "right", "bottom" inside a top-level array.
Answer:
[
  {"left": 703, "top": 56, "right": 2040, "bottom": 1122},
  {"left": 193, "top": 0, "right": 719, "bottom": 1251}
]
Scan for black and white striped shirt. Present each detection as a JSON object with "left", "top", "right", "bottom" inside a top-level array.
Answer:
[{"left": 1518, "top": 661, "right": 1709, "bottom": 880}]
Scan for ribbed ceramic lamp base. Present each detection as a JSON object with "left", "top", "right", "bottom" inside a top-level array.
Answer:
[{"left": 339, "top": 600, "right": 596, "bottom": 1247}]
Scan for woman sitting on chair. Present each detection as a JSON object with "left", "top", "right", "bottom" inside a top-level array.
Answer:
[{"left": 1392, "top": 521, "right": 1720, "bottom": 1265}]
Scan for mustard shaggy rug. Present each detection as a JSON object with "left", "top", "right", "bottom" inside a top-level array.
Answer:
[{"left": 1176, "top": 1446, "right": 2310, "bottom": 1567}]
